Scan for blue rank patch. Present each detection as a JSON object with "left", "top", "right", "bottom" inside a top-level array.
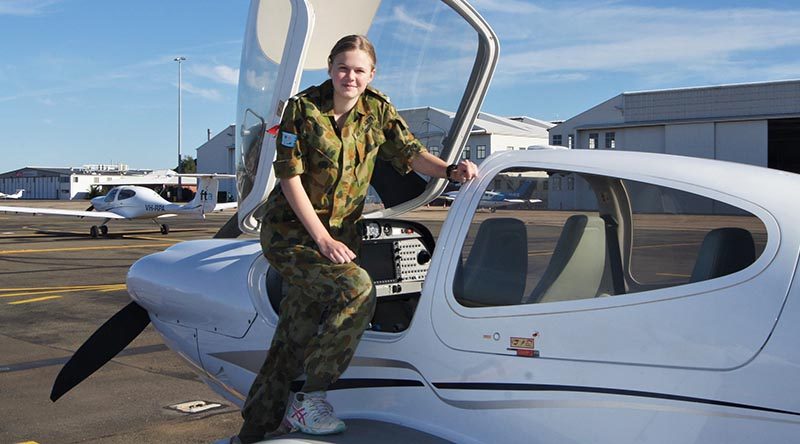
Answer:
[{"left": 281, "top": 132, "right": 298, "bottom": 148}]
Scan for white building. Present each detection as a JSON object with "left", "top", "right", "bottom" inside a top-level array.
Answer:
[
  {"left": 399, "top": 107, "right": 551, "bottom": 162},
  {"left": 547, "top": 79, "right": 800, "bottom": 211},
  {"left": 196, "top": 124, "right": 237, "bottom": 202},
  {"left": 0, "top": 164, "right": 194, "bottom": 200},
  {"left": 549, "top": 79, "right": 800, "bottom": 171}
]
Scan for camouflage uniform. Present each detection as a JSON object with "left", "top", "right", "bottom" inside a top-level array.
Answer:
[{"left": 240, "top": 79, "right": 426, "bottom": 437}]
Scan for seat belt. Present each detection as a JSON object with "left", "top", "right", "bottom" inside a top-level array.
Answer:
[{"left": 602, "top": 215, "right": 626, "bottom": 295}]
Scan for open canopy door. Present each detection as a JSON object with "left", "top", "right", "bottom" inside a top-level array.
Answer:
[{"left": 235, "top": 0, "right": 498, "bottom": 234}]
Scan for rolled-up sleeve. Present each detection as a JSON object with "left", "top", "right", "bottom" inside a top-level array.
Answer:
[
  {"left": 273, "top": 99, "right": 305, "bottom": 178},
  {"left": 378, "top": 105, "right": 428, "bottom": 175}
]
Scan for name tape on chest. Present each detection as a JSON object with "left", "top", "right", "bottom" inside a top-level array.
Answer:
[{"left": 281, "top": 132, "right": 298, "bottom": 148}]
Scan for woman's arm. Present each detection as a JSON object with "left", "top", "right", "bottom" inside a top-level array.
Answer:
[
  {"left": 280, "top": 175, "right": 357, "bottom": 264},
  {"left": 410, "top": 151, "right": 478, "bottom": 182}
]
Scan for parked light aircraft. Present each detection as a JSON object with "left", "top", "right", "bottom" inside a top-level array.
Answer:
[
  {"left": 441, "top": 181, "right": 540, "bottom": 211},
  {"left": 0, "top": 174, "right": 235, "bottom": 237},
  {"left": 0, "top": 189, "right": 24, "bottom": 199},
  {"left": 50, "top": 1, "right": 800, "bottom": 443}
]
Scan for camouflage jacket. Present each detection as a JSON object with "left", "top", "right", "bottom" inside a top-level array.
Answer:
[{"left": 262, "top": 80, "right": 426, "bottom": 233}]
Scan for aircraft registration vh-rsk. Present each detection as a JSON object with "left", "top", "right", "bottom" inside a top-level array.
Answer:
[
  {"left": 49, "top": 1, "right": 800, "bottom": 443},
  {"left": 0, "top": 174, "right": 236, "bottom": 237}
]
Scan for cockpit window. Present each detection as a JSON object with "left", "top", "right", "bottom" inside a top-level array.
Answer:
[
  {"left": 103, "top": 188, "right": 119, "bottom": 202},
  {"left": 117, "top": 189, "right": 136, "bottom": 200},
  {"left": 453, "top": 167, "right": 768, "bottom": 308}
]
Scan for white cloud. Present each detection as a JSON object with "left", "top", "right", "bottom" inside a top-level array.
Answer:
[
  {"left": 0, "top": 0, "right": 61, "bottom": 15},
  {"left": 483, "top": 3, "right": 800, "bottom": 85},
  {"left": 190, "top": 64, "right": 239, "bottom": 86},
  {"left": 180, "top": 82, "right": 222, "bottom": 101},
  {"left": 469, "top": 0, "right": 541, "bottom": 14},
  {"left": 391, "top": 6, "right": 435, "bottom": 32}
]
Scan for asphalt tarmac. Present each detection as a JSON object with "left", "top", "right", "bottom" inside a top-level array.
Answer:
[{"left": 0, "top": 201, "right": 246, "bottom": 444}]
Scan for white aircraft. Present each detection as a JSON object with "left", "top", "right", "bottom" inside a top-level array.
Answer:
[
  {"left": 50, "top": 1, "right": 800, "bottom": 443},
  {"left": 0, "top": 174, "right": 236, "bottom": 237},
  {"left": 441, "top": 181, "right": 541, "bottom": 212},
  {"left": 0, "top": 189, "right": 24, "bottom": 199}
]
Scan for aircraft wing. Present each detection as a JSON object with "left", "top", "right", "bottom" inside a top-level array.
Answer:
[
  {"left": 213, "top": 202, "right": 238, "bottom": 211},
  {"left": 0, "top": 205, "right": 126, "bottom": 219}
]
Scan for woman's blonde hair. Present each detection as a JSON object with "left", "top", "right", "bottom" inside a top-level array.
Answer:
[{"left": 327, "top": 34, "right": 376, "bottom": 69}]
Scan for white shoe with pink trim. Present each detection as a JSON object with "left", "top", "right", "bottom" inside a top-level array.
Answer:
[{"left": 283, "top": 391, "right": 346, "bottom": 435}]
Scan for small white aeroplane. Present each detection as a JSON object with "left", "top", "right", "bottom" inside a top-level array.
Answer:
[
  {"left": 0, "top": 174, "right": 235, "bottom": 237},
  {"left": 49, "top": 1, "right": 800, "bottom": 443},
  {"left": 442, "top": 181, "right": 540, "bottom": 212},
  {"left": 0, "top": 189, "right": 24, "bottom": 199}
]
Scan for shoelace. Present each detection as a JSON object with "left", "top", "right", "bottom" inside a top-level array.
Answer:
[{"left": 306, "top": 396, "right": 335, "bottom": 422}]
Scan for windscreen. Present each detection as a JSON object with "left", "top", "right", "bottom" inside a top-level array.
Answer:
[{"left": 235, "top": 0, "right": 289, "bottom": 210}]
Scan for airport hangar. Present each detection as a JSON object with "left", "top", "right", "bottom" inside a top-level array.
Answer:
[
  {"left": 0, "top": 164, "right": 197, "bottom": 200},
  {"left": 546, "top": 79, "right": 800, "bottom": 211},
  {"left": 194, "top": 107, "right": 553, "bottom": 200}
]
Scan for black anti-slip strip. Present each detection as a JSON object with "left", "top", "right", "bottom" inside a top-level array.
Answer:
[
  {"left": 290, "top": 378, "right": 424, "bottom": 392},
  {"left": 432, "top": 382, "right": 800, "bottom": 417}
]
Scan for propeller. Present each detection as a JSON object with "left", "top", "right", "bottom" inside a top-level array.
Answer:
[
  {"left": 214, "top": 211, "right": 243, "bottom": 239},
  {"left": 50, "top": 301, "right": 151, "bottom": 401},
  {"left": 85, "top": 205, "right": 94, "bottom": 211},
  {"left": 52, "top": 211, "right": 239, "bottom": 401}
]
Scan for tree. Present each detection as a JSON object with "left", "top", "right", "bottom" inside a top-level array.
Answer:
[{"left": 176, "top": 156, "right": 197, "bottom": 174}]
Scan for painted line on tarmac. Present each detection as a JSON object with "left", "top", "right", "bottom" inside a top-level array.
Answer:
[
  {"left": 125, "top": 235, "right": 183, "bottom": 242},
  {"left": 8, "top": 295, "right": 62, "bottom": 304},
  {"left": 656, "top": 272, "right": 691, "bottom": 278},
  {"left": 2, "top": 283, "right": 127, "bottom": 304},
  {"left": 0, "top": 343, "right": 169, "bottom": 373},
  {"left": 0, "top": 243, "right": 173, "bottom": 255},
  {"left": 632, "top": 241, "right": 700, "bottom": 250},
  {"left": 0, "top": 284, "right": 120, "bottom": 292},
  {"left": 0, "top": 284, "right": 127, "bottom": 298}
]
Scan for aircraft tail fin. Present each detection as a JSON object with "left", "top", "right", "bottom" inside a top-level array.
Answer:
[
  {"left": 512, "top": 181, "right": 535, "bottom": 199},
  {"left": 180, "top": 174, "right": 234, "bottom": 218}
]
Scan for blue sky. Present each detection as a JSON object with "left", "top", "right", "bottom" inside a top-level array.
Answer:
[{"left": 2, "top": 0, "right": 799, "bottom": 173}]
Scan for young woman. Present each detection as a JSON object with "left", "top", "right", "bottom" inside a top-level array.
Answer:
[{"left": 237, "top": 34, "right": 477, "bottom": 443}]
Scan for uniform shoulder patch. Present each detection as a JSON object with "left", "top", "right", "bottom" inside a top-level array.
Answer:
[{"left": 281, "top": 132, "right": 298, "bottom": 148}]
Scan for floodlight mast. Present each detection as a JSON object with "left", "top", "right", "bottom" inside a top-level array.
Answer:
[{"left": 174, "top": 56, "right": 187, "bottom": 201}]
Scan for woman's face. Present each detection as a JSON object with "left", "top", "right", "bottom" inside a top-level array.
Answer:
[{"left": 328, "top": 49, "right": 375, "bottom": 103}]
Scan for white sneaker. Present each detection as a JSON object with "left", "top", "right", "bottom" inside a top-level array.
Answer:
[{"left": 283, "top": 391, "right": 346, "bottom": 435}]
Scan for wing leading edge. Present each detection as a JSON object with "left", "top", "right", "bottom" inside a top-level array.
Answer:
[{"left": 0, "top": 206, "right": 126, "bottom": 219}]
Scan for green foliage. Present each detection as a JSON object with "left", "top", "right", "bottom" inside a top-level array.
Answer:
[
  {"left": 86, "top": 185, "right": 104, "bottom": 199},
  {"left": 176, "top": 156, "right": 197, "bottom": 174}
]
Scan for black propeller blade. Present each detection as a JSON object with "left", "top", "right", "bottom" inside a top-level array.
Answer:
[
  {"left": 50, "top": 301, "right": 151, "bottom": 401},
  {"left": 214, "top": 211, "right": 243, "bottom": 239}
]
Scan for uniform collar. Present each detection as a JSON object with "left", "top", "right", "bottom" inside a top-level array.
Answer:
[{"left": 318, "top": 79, "right": 369, "bottom": 118}]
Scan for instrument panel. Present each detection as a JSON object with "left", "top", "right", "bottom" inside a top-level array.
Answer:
[{"left": 358, "top": 220, "right": 432, "bottom": 297}]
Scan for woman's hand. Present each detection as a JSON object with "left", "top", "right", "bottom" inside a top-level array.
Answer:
[
  {"left": 316, "top": 235, "right": 357, "bottom": 264},
  {"left": 451, "top": 159, "right": 477, "bottom": 183}
]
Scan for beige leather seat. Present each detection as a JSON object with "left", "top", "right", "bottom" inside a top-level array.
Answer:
[{"left": 523, "top": 215, "right": 607, "bottom": 304}]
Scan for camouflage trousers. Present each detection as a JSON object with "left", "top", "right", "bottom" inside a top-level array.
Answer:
[{"left": 240, "top": 224, "right": 375, "bottom": 434}]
